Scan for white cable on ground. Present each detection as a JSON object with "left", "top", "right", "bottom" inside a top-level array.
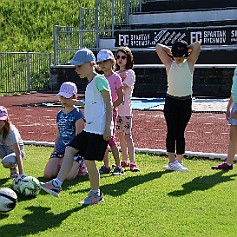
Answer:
[{"left": 23, "top": 140, "right": 237, "bottom": 161}]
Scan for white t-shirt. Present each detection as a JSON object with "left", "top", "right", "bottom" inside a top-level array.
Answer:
[
  {"left": 118, "top": 69, "right": 135, "bottom": 116},
  {"left": 84, "top": 75, "right": 114, "bottom": 135},
  {"left": 0, "top": 124, "right": 24, "bottom": 156}
]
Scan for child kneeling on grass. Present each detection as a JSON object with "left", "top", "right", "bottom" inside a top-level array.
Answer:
[
  {"left": 43, "top": 81, "right": 86, "bottom": 181},
  {"left": 0, "top": 106, "right": 25, "bottom": 179},
  {"left": 40, "top": 48, "right": 113, "bottom": 205}
]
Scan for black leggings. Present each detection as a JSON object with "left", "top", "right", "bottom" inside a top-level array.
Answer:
[{"left": 164, "top": 96, "right": 192, "bottom": 154}]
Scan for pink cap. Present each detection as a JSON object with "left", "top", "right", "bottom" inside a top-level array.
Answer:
[
  {"left": 57, "top": 82, "right": 77, "bottom": 98},
  {"left": 0, "top": 106, "right": 8, "bottom": 120}
]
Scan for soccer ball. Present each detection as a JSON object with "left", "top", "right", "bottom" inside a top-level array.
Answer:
[
  {"left": 19, "top": 176, "right": 41, "bottom": 197},
  {"left": 12, "top": 174, "right": 28, "bottom": 193},
  {"left": 0, "top": 187, "right": 17, "bottom": 212}
]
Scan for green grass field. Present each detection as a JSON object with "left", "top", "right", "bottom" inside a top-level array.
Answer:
[{"left": 0, "top": 145, "right": 237, "bottom": 237}]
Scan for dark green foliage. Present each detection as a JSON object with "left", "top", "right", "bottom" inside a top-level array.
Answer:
[{"left": 0, "top": 0, "right": 94, "bottom": 53}]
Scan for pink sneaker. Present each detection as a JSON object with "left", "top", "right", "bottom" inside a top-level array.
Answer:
[
  {"left": 212, "top": 162, "right": 233, "bottom": 170},
  {"left": 130, "top": 163, "right": 140, "bottom": 172},
  {"left": 121, "top": 161, "right": 130, "bottom": 168},
  {"left": 77, "top": 160, "right": 87, "bottom": 176}
]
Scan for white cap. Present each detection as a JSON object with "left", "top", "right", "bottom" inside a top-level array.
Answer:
[
  {"left": 97, "top": 49, "right": 115, "bottom": 63},
  {"left": 57, "top": 82, "right": 77, "bottom": 98}
]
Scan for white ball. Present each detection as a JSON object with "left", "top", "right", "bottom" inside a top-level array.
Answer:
[
  {"left": 12, "top": 174, "right": 28, "bottom": 193},
  {"left": 19, "top": 176, "right": 41, "bottom": 197},
  {"left": 0, "top": 187, "right": 17, "bottom": 212}
]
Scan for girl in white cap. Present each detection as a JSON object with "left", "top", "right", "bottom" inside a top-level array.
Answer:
[
  {"left": 0, "top": 106, "right": 25, "bottom": 178},
  {"left": 97, "top": 49, "right": 124, "bottom": 176},
  {"left": 43, "top": 81, "right": 86, "bottom": 180}
]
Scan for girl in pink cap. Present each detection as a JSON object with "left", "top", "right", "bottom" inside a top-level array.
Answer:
[
  {"left": 43, "top": 82, "right": 86, "bottom": 180},
  {"left": 0, "top": 106, "right": 25, "bottom": 178}
]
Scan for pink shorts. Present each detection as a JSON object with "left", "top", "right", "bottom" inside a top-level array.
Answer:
[{"left": 116, "top": 115, "right": 132, "bottom": 135}]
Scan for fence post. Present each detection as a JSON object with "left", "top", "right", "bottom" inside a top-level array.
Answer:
[
  {"left": 53, "top": 25, "right": 58, "bottom": 65},
  {"left": 95, "top": 0, "right": 99, "bottom": 48},
  {"left": 111, "top": 0, "right": 115, "bottom": 37},
  {"left": 79, "top": 7, "right": 83, "bottom": 48},
  {"left": 125, "top": 0, "right": 130, "bottom": 24},
  {"left": 27, "top": 52, "right": 31, "bottom": 93}
]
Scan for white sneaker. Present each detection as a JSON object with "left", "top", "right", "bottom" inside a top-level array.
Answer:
[
  {"left": 165, "top": 160, "right": 189, "bottom": 172},
  {"left": 163, "top": 164, "right": 172, "bottom": 170}
]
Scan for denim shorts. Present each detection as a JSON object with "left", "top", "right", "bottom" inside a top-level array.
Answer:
[{"left": 228, "top": 103, "right": 237, "bottom": 125}]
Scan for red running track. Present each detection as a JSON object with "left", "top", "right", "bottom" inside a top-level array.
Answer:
[{"left": 0, "top": 93, "right": 229, "bottom": 154}]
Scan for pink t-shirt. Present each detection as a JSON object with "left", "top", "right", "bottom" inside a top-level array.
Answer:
[
  {"left": 106, "top": 72, "right": 123, "bottom": 103},
  {"left": 118, "top": 69, "right": 135, "bottom": 116}
]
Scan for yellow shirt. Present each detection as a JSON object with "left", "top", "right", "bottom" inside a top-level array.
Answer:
[{"left": 167, "top": 60, "right": 193, "bottom": 97}]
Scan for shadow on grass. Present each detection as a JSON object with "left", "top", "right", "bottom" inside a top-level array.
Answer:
[
  {"left": 0, "top": 178, "right": 10, "bottom": 186},
  {"left": 72, "top": 170, "right": 168, "bottom": 196},
  {"left": 37, "top": 175, "right": 89, "bottom": 196},
  {"left": 0, "top": 205, "right": 87, "bottom": 237},
  {"left": 168, "top": 171, "right": 237, "bottom": 197}
]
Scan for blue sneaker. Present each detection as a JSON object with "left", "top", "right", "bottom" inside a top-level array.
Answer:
[
  {"left": 79, "top": 191, "right": 104, "bottom": 205},
  {"left": 40, "top": 180, "right": 62, "bottom": 197}
]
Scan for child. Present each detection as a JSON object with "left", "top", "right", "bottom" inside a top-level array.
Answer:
[
  {"left": 0, "top": 106, "right": 25, "bottom": 178},
  {"left": 96, "top": 49, "right": 124, "bottom": 176},
  {"left": 115, "top": 46, "right": 140, "bottom": 172},
  {"left": 43, "top": 81, "right": 86, "bottom": 180},
  {"left": 156, "top": 40, "right": 201, "bottom": 172},
  {"left": 40, "top": 48, "right": 113, "bottom": 205},
  {"left": 212, "top": 67, "right": 237, "bottom": 170}
]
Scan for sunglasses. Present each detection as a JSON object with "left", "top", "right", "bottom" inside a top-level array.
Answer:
[{"left": 116, "top": 55, "right": 127, "bottom": 60}]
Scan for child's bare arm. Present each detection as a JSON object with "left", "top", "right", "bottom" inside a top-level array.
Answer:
[
  {"left": 113, "top": 87, "right": 123, "bottom": 108},
  {"left": 75, "top": 118, "right": 85, "bottom": 135},
  {"left": 12, "top": 143, "right": 24, "bottom": 174}
]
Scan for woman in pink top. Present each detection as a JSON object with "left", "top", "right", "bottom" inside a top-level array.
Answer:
[
  {"left": 97, "top": 49, "right": 124, "bottom": 176},
  {"left": 115, "top": 46, "right": 140, "bottom": 172}
]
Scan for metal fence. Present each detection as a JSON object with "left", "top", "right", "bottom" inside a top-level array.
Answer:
[
  {"left": 0, "top": 52, "right": 52, "bottom": 94},
  {"left": 53, "top": 0, "right": 144, "bottom": 65}
]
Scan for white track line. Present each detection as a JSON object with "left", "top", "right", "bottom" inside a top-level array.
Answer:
[{"left": 23, "top": 140, "right": 237, "bottom": 161}]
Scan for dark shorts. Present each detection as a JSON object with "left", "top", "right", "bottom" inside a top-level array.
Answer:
[
  {"left": 68, "top": 130, "right": 108, "bottom": 161},
  {"left": 50, "top": 151, "right": 64, "bottom": 159}
]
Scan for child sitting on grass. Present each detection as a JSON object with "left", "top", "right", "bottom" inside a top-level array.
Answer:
[{"left": 43, "top": 81, "right": 86, "bottom": 180}]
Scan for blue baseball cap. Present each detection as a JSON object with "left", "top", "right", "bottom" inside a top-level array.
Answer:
[
  {"left": 97, "top": 49, "right": 115, "bottom": 63},
  {"left": 70, "top": 48, "right": 96, "bottom": 66}
]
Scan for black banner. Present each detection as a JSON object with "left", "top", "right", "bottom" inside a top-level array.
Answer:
[{"left": 115, "top": 26, "right": 237, "bottom": 47}]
